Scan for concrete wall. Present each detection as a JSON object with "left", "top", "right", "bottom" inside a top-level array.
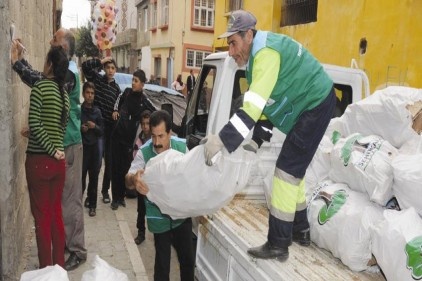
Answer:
[{"left": 0, "top": 0, "right": 54, "bottom": 280}]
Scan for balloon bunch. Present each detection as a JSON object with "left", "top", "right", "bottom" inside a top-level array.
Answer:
[{"left": 91, "top": 0, "right": 119, "bottom": 55}]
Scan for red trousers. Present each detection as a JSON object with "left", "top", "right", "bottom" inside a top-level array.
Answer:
[{"left": 25, "top": 154, "right": 66, "bottom": 268}]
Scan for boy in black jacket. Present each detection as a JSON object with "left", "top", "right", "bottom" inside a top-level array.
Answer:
[
  {"left": 110, "top": 69, "right": 155, "bottom": 210},
  {"left": 81, "top": 82, "right": 104, "bottom": 217}
]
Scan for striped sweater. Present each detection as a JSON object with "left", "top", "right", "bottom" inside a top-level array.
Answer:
[
  {"left": 27, "top": 79, "right": 70, "bottom": 156},
  {"left": 82, "top": 59, "right": 121, "bottom": 124}
]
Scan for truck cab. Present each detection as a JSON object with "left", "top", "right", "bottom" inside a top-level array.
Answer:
[{"left": 182, "top": 52, "right": 382, "bottom": 280}]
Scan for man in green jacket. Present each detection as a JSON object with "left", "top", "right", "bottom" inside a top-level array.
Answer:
[
  {"left": 202, "top": 10, "right": 336, "bottom": 261},
  {"left": 125, "top": 110, "right": 194, "bottom": 281}
]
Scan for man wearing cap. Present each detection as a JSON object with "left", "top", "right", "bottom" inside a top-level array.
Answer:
[{"left": 201, "top": 10, "right": 336, "bottom": 261}]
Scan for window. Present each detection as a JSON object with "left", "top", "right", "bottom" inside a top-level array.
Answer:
[
  {"left": 144, "top": 8, "right": 149, "bottom": 32},
  {"left": 150, "top": 2, "right": 157, "bottom": 29},
  {"left": 225, "top": 0, "right": 243, "bottom": 12},
  {"left": 281, "top": 0, "right": 318, "bottom": 27},
  {"left": 194, "top": 0, "right": 214, "bottom": 28},
  {"left": 186, "top": 49, "right": 211, "bottom": 68},
  {"left": 160, "top": 0, "right": 169, "bottom": 26}
]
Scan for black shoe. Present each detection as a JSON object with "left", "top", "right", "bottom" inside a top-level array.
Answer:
[
  {"left": 64, "top": 253, "right": 86, "bottom": 271},
  {"left": 119, "top": 199, "right": 126, "bottom": 207},
  {"left": 247, "top": 242, "right": 289, "bottom": 261},
  {"left": 102, "top": 193, "right": 111, "bottom": 204},
  {"left": 84, "top": 197, "right": 90, "bottom": 208},
  {"left": 89, "top": 208, "right": 96, "bottom": 217},
  {"left": 134, "top": 231, "right": 145, "bottom": 245},
  {"left": 293, "top": 228, "right": 311, "bottom": 246},
  {"left": 111, "top": 201, "right": 119, "bottom": 210}
]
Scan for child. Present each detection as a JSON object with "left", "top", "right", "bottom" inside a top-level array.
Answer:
[
  {"left": 82, "top": 57, "right": 121, "bottom": 204},
  {"left": 81, "top": 82, "right": 104, "bottom": 217},
  {"left": 132, "top": 110, "right": 151, "bottom": 245},
  {"left": 110, "top": 69, "right": 155, "bottom": 210}
]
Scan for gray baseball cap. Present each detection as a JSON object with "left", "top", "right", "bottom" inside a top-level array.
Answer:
[{"left": 218, "top": 10, "right": 257, "bottom": 39}]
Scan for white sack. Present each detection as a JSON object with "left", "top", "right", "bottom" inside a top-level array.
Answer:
[
  {"left": 309, "top": 180, "right": 383, "bottom": 271},
  {"left": 143, "top": 145, "right": 255, "bottom": 219},
  {"left": 326, "top": 86, "right": 422, "bottom": 150},
  {"left": 392, "top": 154, "right": 422, "bottom": 216},
  {"left": 81, "top": 255, "right": 128, "bottom": 281},
  {"left": 329, "top": 133, "right": 397, "bottom": 205},
  {"left": 372, "top": 208, "right": 422, "bottom": 281},
  {"left": 20, "top": 265, "right": 69, "bottom": 281}
]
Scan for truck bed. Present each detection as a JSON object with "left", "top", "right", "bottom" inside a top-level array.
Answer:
[{"left": 196, "top": 197, "right": 385, "bottom": 281}]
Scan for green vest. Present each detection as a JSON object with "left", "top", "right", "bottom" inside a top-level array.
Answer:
[
  {"left": 141, "top": 137, "right": 187, "bottom": 233},
  {"left": 247, "top": 31, "right": 333, "bottom": 134},
  {"left": 63, "top": 61, "right": 82, "bottom": 147}
]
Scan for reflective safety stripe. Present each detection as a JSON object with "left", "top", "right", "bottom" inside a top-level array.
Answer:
[
  {"left": 270, "top": 172, "right": 306, "bottom": 220},
  {"left": 244, "top": 90, "right": 267, "bottom": 111},
  {"left": 229, "top": 113, "right": 250, "bottom": 138},
  {"left": 271, "top": 176, "right": 298, "bottom": 215}
]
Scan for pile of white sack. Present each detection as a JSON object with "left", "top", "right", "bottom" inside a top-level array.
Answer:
[{"left": 305, "top": 86, "right": 422, "bottom": 280}]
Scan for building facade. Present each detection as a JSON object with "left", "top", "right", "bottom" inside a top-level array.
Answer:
[
  {"left": 213, "top": 0, "right": 422, "bottom": 93},
  {"left": 148, "top": 0, "right": 214, "bottom": 89}
]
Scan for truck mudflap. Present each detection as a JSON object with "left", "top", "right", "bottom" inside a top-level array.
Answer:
[{"left": 195, "top": 198, "right": 385, "bottom": 281}]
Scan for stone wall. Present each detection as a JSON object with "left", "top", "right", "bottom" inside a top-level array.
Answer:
[{"left": 0, "top": 0, "right": 55, "bottom": 280}]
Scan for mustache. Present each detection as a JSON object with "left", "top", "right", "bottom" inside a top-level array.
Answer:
[{"left": 154, "top": 144, "right": 163, "bottom": 149}]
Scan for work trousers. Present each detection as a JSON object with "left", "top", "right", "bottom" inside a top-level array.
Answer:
[
  {"left": 111, "top": 141, "right": 132, "bottom": 203},
  {"left": 82, "top": 143, "right": 102, "bottom": 208},
  {"left": 25, "top": 154, "right": 66, "bottom": 268},
  {"left": 268, "top": 88, "right": 336, "bottom": 248},
  {"left": 62, "top": 143, "right": 87, "bottom": 259},
  {"left": 136, "top": 193, "right": 146, "bottom": 233},
  {"left": 153, "top": 219, "right": 195, "bottom": 281},
  {"left": 100, "top": 122, "right": 113, "bottom": 195}
]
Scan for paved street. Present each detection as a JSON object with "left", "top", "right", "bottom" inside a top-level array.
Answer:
[{"left": 20, "top": 172, "right": 181, "bottom": 281}]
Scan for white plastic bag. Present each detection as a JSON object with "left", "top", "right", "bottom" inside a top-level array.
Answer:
[
  {"left": 329, "top": 133, "right": 397, "bottom": 205},
  {"left": 81, "top": 255, "right": 128, "bottom": 281},
  {"left": 20, "top": 265, "right": 69, "bottom": 281},
  {"left": 372, "top": 208, "right": 422, "bottom": 281},
  {"left": 326, "top": 86, "right": 422, "bottom": 150},
  {"left": 308, "top": 180, "right": 384, "bottom": 271},
  {"left": 392, "top": 154, "right": 422, "bottom": 215},
  {"left": 143, "top": 145, "right": 255, "bottom": 219}
]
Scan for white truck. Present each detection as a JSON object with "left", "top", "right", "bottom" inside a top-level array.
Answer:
[{"left": 181, "top": 52, "right": 385, "bottom": 280}]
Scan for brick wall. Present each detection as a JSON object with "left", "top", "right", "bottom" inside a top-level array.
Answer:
[{"left": 0, "top": 1, "right": 56, "bottom": 280}]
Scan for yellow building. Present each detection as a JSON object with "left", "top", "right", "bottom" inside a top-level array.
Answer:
[
  {"left": 149, "top": 0, "right": 214, "bottom": 91},
  {"left": 213, "top": 0, "right": 422, "bottom": 93}
]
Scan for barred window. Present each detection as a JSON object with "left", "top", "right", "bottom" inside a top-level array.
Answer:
[
  {"left": 160, "top": 0, "right": 169, "bottom": 26},
  {"left": 225, "top": 0, "right": 243, "bottom": 12},
  {"left": 281, "top": 0, "right": 318, "bottom": 27},
  {"left": 194, "top": 0, "right": 214, "bottom": 28},
  {"left": 186, "top": 50, "right": 211, "bottom": 68}
]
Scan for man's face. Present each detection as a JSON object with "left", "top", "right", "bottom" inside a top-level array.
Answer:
[
  {"left": 151, "top": 121, "right": 171, "bottom": 154},
  {"left": 132, "top": 76, "right": 144, "bottom": 92},
  {"left": 50, "top": 28, "right": 67, "bottom": 51},
  {"left": 104, "top": 63, "right": 116, "bottom": 81},
  {"left": 227, "top": 31, "right": 253, "bottom": 67}
]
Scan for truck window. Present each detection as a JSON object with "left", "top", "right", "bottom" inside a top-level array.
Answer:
[
  {"left": 230, "top": 70, "right": 248, "bottom": 117},
  {"left": 333, "top": 83, "right": 353, "bottom": 117}
]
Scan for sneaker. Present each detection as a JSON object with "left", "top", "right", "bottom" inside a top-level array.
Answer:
[
  {"left": 102, "top": 193, "right": 111, "bottom": 204},
  {"left": 89, "top": 208, "right": 96, "bottom": 217},
  {"left": 84, "top": 197, "right": 90, "bottom": 208},
  {"left": 110, "top": 201, "right": 119, "bottom": 210}
]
